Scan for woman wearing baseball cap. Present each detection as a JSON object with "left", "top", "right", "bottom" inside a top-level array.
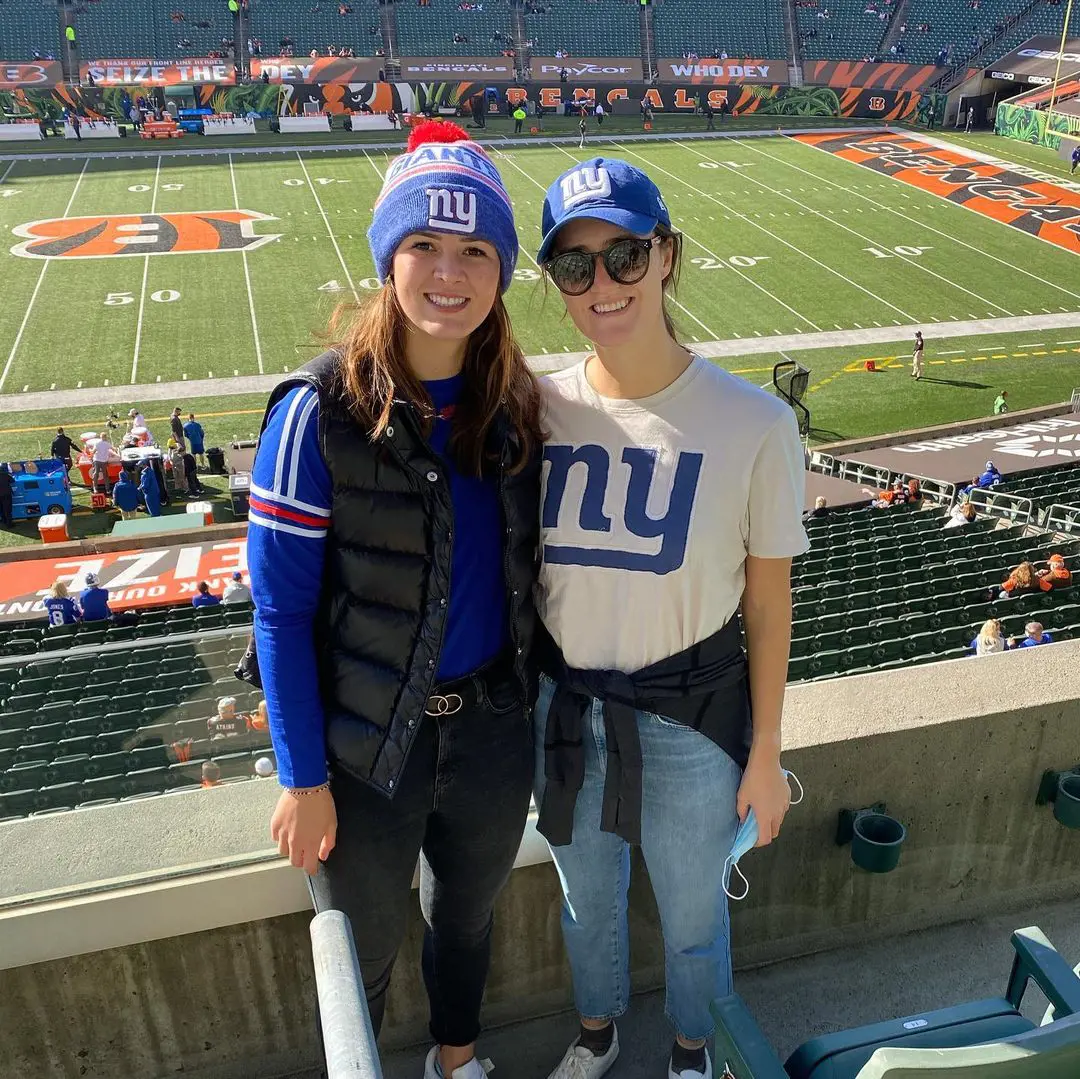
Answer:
[
  {"left": 248, "top": 122, "right": 543, "bottom": 1079},
  {"left": 532, "top": 158, "right": 809, "bottom": 1079}
]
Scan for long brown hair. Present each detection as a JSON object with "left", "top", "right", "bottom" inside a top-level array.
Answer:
[
  {"left": 655, "top": 224, "right": 684, "bottom": 342},
  {"left": 327, "top": 279, "right": 543, "bottom": 477}
]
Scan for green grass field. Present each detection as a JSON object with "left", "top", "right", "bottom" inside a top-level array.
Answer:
[{"left": 0, "top": 123, "right": 1077, "bottom": 546}]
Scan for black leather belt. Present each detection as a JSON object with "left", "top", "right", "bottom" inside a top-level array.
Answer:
[{"left": 425, "top": 656, "right": 514, "bottom": 717}]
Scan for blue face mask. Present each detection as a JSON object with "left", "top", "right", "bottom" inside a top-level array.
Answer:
[{"left": 722, "top": 770, "right": 804, "bottom": 901}]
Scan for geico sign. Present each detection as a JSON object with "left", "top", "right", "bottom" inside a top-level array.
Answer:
[
  {"left": 1018, "top": 48, "right": 1080, "bottom": 63},
  {"left": 990, "top": 71, "right": 1015, "bottom": 81},
  {"left": 539, "top": 63, "right": 633, "bottom": 76},
  {"left": 3, "top": 65, "right": 49, "bottom": 84}
]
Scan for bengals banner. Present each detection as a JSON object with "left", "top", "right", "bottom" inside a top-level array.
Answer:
[
  {"left": 804, "top": 60, "right": 952, "bottom": 92},
  {"left": 251, "top": 56, "right": 383, "bottom": 83},
  {"left": 399, "top": 56, "right": 516, "bottom": 82},
  {"left": 793, "top": 131, "right": 1080, "bottom": 255},
  {"left": 1, "top": 62, "right": 62, "bottom": 89},
  {"left": 80, "top": 58, "right": 236, "bottom": 86},
  {"left": 657, "top": 58, "right": 788, "bottom": 86},
  {"left": 529, "top": 56, "right": 644, "bottom": 83},
  {"left": 0, "top": 540, "right": 248, "bottom": 622}
]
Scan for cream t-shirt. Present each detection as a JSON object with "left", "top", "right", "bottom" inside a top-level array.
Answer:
[{"left": 538, "top": 356, "right": 809, "bottom": 672}]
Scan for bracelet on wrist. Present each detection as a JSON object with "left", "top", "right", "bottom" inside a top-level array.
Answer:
[{"left": 284, "top": 782, "right": 330, "bottom": 798}]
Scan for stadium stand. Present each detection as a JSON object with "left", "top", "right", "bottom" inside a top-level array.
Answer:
[
  {"left": 77, "top": 0, "right": 168, "bottom": 60},
  {"left": 248, "top": 0, "right": 383, "bottom": 59},
  {"left": 397, "top": 0, "right": 517, "bottom": 58},
  {"left": 992, "top": 462, "right": 1080, "bottom": 518},
  {"left": 0, "top": 604, "right": 269, "bottom": 822},
  {"left": 789, "top": 501, "right": 1080, "bottom": 683},
  {"left": 165, "top": 0, "right": 238, "bottom": 58},
  {"left": 520, "top": 0, "right": 642, "bottom": 58},
  {"left": 796, "top": 0, "right": 890, "bottom": 63},
  {"left": 2, "top": 0, "right": 60, "bottom": 63},
  {"left": 652, "top": 0, "right": 785, "bottom": 61}
]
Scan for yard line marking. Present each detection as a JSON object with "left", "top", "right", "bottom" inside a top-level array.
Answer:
[
  {"left": 229, "top": 153, "right": 265, "bottom": 374},
  {"left": 0, "top": 158, "right": 88, "bottom": 395},
  {"left": 130, "top": 155, "right": 161, "bottom": 385},
  {"left": 1017, "top": 343, "right": 1045, "bottom": 348},
  {"left": 771, "top": 135, "right": 1080, "bottom": 308},
  {"left": 359, "top": 148, "right": 385, "bottom": 181},
  {"left": 552, "top": 142, "right": 820, "bottom": 332},
  {"left": 937, "top": 349, "right": 964, "bottom": 355},
  {"left": 621, "top": 141, "right": 906, "bottom": 323},
  {"left": 0, "top": 161, "right": 16, "bottom": 185},
  {"left": 297, "top": 151, "right": 358, "bottom": 300},
  {"left": 679, "top": 141, "right": 1012, "bottom": 319},
  {"left": 499, "top": 144, "right": 725, "bottom": 339},
  {"left": 1060, "top": 339, "right": 1080, "bottom": 345}
]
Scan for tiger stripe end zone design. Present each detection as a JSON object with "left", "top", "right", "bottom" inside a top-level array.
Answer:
[
  {"left": 792, "top": 131, "right": 1080, "bottom": 255},
  {"left": 10, "top": 210, "right": 279, "bottom": 259}
]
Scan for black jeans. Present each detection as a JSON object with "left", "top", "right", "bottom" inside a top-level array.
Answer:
[{"left": 309, "top": 667, "right": 533, "bottom": 1047}]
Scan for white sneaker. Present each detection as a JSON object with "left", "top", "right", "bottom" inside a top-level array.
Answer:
[
  {"left": 423, "top": 1046, "right": 494, "bottom": 1079},
  {"left": 546, "top": 1024, "right": 620, "bottom": 1079},
  {"left": 667, "top": 1049, "right": 711, "bottom": 1079}
]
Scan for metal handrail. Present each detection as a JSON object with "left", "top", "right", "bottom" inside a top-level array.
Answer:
[{"left": 310, "top": 910, "right": 383, "bottom": 1079}]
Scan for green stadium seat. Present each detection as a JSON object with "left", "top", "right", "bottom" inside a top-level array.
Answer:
[
  {"left": 124, "top": 766, "right": 170, "bottom": 796},
  {"left": 0, "top": 789, "right": 38, "bottom": 818},
  {"left": 23, "top": 722, "right": 65, "bottom": 746},
  {"left": 84, "top": 752, "right": 132, "bottom": 780},
  {"left": 1, "top": 760, "right": 48, "bottom": 792},
  {"left": 75, "top": 695, "right": 112, "bottom": 721},
  {"left": 0, "top": 728, "right": 25, "bottom": 752},
  {"left": 38, "top": 781, "right": 84, "bottom": 811}
]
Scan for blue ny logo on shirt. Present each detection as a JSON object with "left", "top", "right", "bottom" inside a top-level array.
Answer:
[{"left": 542, "top": 443, "right": 703, "bottom": 574}]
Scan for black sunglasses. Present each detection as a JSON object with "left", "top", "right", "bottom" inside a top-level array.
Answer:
[{"left": 543, "top": 236, "right": 656, "bottom": 296}]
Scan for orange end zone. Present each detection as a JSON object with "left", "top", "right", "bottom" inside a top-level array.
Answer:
[{"left": 791, "top": 131, "right": 1080, "bottom": 256}]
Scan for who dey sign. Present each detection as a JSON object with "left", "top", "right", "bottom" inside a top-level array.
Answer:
[{"left": 657, "top": 58, "right": 789, "bottom": 85}]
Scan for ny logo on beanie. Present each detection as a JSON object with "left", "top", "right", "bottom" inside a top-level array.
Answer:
[{"left": 427, "top": 187, "right": 477, "bottom": 234}]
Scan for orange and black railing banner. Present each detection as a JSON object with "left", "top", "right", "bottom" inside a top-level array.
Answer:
[
  {"left": 1, "top": 61, "right": 62, "bottom": 89},
  {"left": 656, "top": 58, "right": 788, "bottom": 86},
  {"left": 804, "top": 61, "right": 960, "bottom": 92},
  {"left": 80, "top": 58, "right": 235, "bottom": 86},
  {"left": 251, "top": 56, "right": 384, "bottom": 83}
]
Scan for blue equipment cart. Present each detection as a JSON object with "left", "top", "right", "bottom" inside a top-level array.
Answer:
[{"left": 9, "top": 459, "right": 73, "bottom": 521}]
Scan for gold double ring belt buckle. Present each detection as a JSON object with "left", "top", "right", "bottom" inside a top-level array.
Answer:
[{"left": 425, "top": 692, "right": 464, "bottom": 716}]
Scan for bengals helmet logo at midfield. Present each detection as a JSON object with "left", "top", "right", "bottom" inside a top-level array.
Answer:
[{"left": 11, "top": 210, "right": 280, "bottom": 259}]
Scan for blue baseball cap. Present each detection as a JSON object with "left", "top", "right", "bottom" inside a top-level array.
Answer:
[{"left": 537, "top": 157, "right": 671, "bottom": 264}]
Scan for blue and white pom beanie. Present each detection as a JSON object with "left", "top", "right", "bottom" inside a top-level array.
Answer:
[{"left": 368, "top": 121, "right": 518, "bottom": 293}]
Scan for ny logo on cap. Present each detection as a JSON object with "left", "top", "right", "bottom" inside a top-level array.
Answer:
[
  {"left": 427, "top": 188, "right": 477, "bottom": 234},
  {"left": 560, "top": 166, "right": 611, "bottom": 209}
]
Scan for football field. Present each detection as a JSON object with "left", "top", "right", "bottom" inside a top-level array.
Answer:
[{"left": 1, "top": 127, "right": 1079, "bottom": 399}]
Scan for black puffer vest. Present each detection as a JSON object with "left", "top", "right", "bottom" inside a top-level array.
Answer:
[{"left": 261, "top": 350, "right": 541, "bottom": 797}]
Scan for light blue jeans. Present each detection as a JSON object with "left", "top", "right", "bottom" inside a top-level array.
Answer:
[{"left": 534, "top": 673, "right": 743, "bottom": 1041}]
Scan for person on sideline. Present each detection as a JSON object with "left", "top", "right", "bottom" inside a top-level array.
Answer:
[
  {"left": 170, "top": 407, "right": 187, "bottom": 452},
  {"left": 993, "top": 390, "right": 1008, "bottom": 415},
  {"left": 51, "top": 428, "right": 77, "bottom": 473},
  {"left": 139, "top": 462, "right": 162, "bottom": 517},
  {"left": 533, "top": 157, "right": 808, "bottom": 1079},
  {"left": 0, "top": 464, "right": 12, "bottom": 527},
  {"left": 248, "top": 122, "right": 543, "bottom": 1079},
  {"left": 911, "top": 330, "right": 925, "bottom": 379},
  {"left": 112, "top": 469, "right": 140, "bottom": 520},
  {"left": 91, "top": 432, "right": 116, "bottom": 494},
  {"left": 44, "top": 580, "right": 81, "bottom": 627},
  {"left": 184, "top": 413, "right": 207, "bottom": 468}
]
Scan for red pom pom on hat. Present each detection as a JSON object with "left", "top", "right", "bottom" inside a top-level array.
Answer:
[{"left": 406, "top": 119, "right": 472, "bottom": 151}]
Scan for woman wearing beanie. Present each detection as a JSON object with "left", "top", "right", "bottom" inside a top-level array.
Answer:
[
  {"left": 247, "top": 122, "right": 543, "bottom": 1079},
  {"left": 532, "top": 158, "right": 808, "bottom": 1079}
]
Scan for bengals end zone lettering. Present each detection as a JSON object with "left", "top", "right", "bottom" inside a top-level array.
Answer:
[
  {"left": 794, "top": 131, "right": 1080, "bottom": 255},
  {"left": 11, "top": 211, "right": 280, "bottom": 260}
]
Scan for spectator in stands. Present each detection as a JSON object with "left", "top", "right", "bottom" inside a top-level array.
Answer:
[
  {"left": 192, "top": 580, "right": 221, "bottom": 608},
  {"left": 906, "top": 478, "right": 921, "bottom": 504},
  {"left": 1038, "top": 553, "right": 1072, "bottom": 590},
  {"left": 0, "top": 464, "right": 12, "bottom": 528},
  {"left": 970, "top": 618, "right": 1005, "bottom": 656},
  {"left": 999, "top": 561, "right": 1051, "bottom": 600},
  {"left": 80, "top": 573, "right": 112, "bottom": 622},
  {"left": 962, "top": 460, "right": 1002, "bottom": 496},
  {"left": 249, "top": 699, "right": 269, "bottom": 732},
  {"left": 112, "top": 469, "right": 140, "bottom": 520},
  {"left": 44, "top": 580, "right": 81, "bottom": 628},
  {"left": 1008, "top": 621, "right": 1053, "bottom": 649},
  {"left": 139, "top": 462, "right": 162, "bottom": 517},
  {"left": 183, "top": 413, "right": 206, "bottom": 468},
  {"left": 993, "top": 390, "right": 1008, "bottom": 415},
  {"left": 803, "top": 495, "right": 827, "bottom": 522},
  {"left": 533, "top": 157, "right": 806, "bottom": 1079},
  {"left": 201, "top": 761, "right": 222, "bottom": 788},
  {"left": 944, "top": 500, "right": 977, "bottom": 529},
  {"left": 51, "top": 428, "right": 76, "bottom": 473},
  {"left": 209, "top": 696, "right": 246, "bottom": 740},
  {"left": 870, "top": 480, "right": 907, "bottom": 509},
  {"left": 222, "top": 570, "right": 252, "bottom": 605},
  {"left": 250, "top": 121, "right": 539, "bottom": 1079}
]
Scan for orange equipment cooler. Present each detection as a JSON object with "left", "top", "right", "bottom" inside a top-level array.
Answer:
[{"left": 38, "top": 513, "right": 69, "bottom": 543}]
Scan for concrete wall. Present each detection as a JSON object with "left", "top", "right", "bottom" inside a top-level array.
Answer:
[{"left": 1, "top": 642, "right": 1079, "bottom": 1078}]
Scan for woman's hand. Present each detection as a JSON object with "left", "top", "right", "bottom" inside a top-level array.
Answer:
[
  {"left": 736, "top": 755, "right": 791, "bottom": 848},
  {"left": 270, "top": 788, "right": 338, "bottom": 876}
]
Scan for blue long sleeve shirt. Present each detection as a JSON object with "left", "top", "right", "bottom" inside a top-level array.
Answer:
[{"left": 247, "top": 380, "right": 508, "bottom": 789}]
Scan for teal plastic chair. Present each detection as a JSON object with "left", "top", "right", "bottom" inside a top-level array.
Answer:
[{"left": 711, "top": 927, "right": 1080, "bottom": 1078}]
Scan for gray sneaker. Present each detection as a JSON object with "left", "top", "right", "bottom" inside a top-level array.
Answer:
[
  {"left": 667, "top": 1049, "right": 711, "bottom": 1079},
  {"left": 546, "top": 1025, "right": 620, "bottom": 1079}
]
